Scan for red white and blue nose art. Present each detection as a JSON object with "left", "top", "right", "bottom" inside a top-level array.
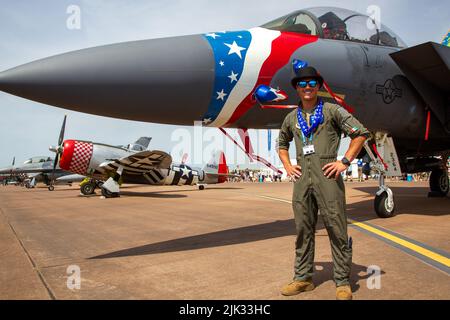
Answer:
[{"left": 201, "top": 28, "right": 318, "bottom": 127}]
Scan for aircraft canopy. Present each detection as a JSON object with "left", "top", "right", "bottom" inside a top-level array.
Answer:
[
  {"left": 23, "top": 156, "right": 53, "bottom": 164},
  {"left": 261, "top": 6, "right": 406, "bottom": 48}
]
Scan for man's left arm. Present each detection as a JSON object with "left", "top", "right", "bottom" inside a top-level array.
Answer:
[{"left": 323, "top": 106, "right": 370, "bottom": 179}]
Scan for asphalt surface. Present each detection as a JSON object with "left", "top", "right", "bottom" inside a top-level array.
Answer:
[{"left": 0, "top": 181, "right": 449, "bottom": 300}]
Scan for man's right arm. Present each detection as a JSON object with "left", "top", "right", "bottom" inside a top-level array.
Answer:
[{"left": 278, "top": 114, "right": 302, "bottom": 179}]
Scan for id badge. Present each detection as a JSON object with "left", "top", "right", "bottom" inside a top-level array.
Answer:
[{"left": 303, "top": 144, "right": 315, "bottom": 156}]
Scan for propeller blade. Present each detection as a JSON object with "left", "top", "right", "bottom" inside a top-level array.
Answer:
[
  {"left": 58, "top": 115, "right": 67, "bottom": 147},
  {"left": 50, "top": 115, "right": 66, "bottom": 187},
  {"left": 50, "top": 153, "right": 60, "bottom": 185},
  {"left": 9, "top": 156, "right": 16, "bottom": 180}
]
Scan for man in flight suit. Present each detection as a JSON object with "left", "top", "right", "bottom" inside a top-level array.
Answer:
[{"left": 278, "top": 66, "right": 369, "bottom": 300}]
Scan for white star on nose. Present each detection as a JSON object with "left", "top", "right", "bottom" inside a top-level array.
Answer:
[
  {"left": 224, "top": 41, "right": 246, "bottom": 59},
  {"left": 206, "top": 33, "right": 220, "bottom": 39},
  {"left": 216, "top": 89, "right": 227, "bottom": 101},
  {"left": 219, "top": 60, "right": 225, "bottom": 67},
  {"left": 228, "top": 71, "right": 239, "bottom": 83}
]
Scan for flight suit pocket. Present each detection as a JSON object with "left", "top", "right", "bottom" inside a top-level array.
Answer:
[{"left": 327, "top": 199, "right": 344, "bottom": 216}]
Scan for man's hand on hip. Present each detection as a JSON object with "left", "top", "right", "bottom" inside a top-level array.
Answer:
[
  {"left": 322, "top": 161, "right": 348, "bottom": 180},
  {"left": 286, "top": 164, "right": 302, "bottom": 180}
]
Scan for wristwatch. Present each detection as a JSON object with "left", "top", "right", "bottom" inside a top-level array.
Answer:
[{"left": 341, "top": 157, "right": 351, "bottom": 167}]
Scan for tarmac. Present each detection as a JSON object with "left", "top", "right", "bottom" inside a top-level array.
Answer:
[{"left": 0, "top": 180, "right": 449, "bottom": 300}]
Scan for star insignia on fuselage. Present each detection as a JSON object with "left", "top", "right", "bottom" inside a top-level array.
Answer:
[
  {"left": 180, "top": 165, "right": 192, "bottom": 179},
  {"left": 376, "top": 79, "right": 402, "bottom": 104}
]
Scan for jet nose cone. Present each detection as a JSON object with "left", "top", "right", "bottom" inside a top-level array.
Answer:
[
  {"left": 0, "top": 64, "right": 32, "bottom": 94},
  {"left": 0, "top": 35, "right": 214, "bottom": 124}
]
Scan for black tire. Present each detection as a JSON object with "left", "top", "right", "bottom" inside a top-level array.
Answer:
[
  {"left": 430, "top": 169, "right": 449, "bottom": 196},
  {"left": 96, "top": 181, "right": 104, "bottom": 188},
  {"left": 80, "top": 183, "right": 96, "bottom": 195},
  {"left": 374, "top": 191, "right": 395, "bottom": 218},
  {"left": 101, "top": 187, "right": 119, "bottom": 198},
  {"left": 199, "top": 185, "right": 205, "bottom": 190},
  {"left": 48, "top": 185, "right": 55, "bottom": 191}
]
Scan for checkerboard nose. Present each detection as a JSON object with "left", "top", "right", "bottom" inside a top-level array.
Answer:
[{"left": 59, "top": 140, "right": 93, "bottom": 175}]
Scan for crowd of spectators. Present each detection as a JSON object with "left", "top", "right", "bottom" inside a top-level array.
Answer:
[{"left": 229, "top": 169, "right": 283, "bottom": 183}]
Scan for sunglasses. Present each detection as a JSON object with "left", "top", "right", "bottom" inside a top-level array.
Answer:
[{"left": 297, "top": 80, "right": 318, "bottom": 88}]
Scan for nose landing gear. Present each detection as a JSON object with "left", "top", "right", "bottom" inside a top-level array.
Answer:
[
  {"left": 374, "top": 174, "right": 395, "bottom": 218},
  {"left": 363, "top": 133, "right": 401, "bottom": 218}
]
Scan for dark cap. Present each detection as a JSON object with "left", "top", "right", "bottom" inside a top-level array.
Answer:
[{"left": 291, "top": 66, "right": 324, "bottom": 89}]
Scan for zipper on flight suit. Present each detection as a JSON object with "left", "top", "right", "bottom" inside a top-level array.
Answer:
[
  {"left": 308, "top": 157, "right": 312, "bottom": 185},
  {"left": 301, "top": 132, "right": 313, "bottom": 185}
]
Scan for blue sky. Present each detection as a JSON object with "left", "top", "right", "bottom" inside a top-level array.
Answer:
[{"left": 0, "top": 0, "right": 448, "bottom": 167}]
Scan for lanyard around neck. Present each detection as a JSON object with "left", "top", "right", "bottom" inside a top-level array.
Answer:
[
  {"left": 301, "top": 131, "right": 314, "bottom": 145},
  {"left": 297, "top": 99, "right": 323, "bottom": 143}
]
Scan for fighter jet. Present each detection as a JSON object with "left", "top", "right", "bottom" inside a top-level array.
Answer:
[
  {"left": 0, "top": 157, "right": 18, "bottom": 185},
  {"left": 0, "top": 155, "right": 85, "bottom": 190},
  {"left": 49, "top": 117, "right": 231, "bottom": 198},
  {"left": 0, "top": 7, "right": 449, "bottom": 217}
]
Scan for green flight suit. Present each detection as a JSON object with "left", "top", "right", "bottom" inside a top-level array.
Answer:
[{"left": 278, "top": 102, "right": 370, "bottom": 286}]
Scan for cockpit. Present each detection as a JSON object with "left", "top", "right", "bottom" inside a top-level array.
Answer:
[
  {"left": 116, "top": 144, "right": 146, "bottom": 152},
  {"left": 261, "top": 7, "right": 406, "bottom": 48},
  {"left": 127, "top": 144, "right": 146, "bottom": 152},
  {"left": 23, "top": 156, "right": 53, "bottom": 164}
]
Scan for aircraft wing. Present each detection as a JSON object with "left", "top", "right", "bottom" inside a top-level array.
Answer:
[
  {"left": 27, "top": 172, "right": 43, "bottom": 178},
  {"left": 0, "top": 167, "right": 13, "bottom": 174},
  {"left": 99, "top": 150, "right": 172, "bottom": 174},
  {"left": 6, "top": 167, "right": 53, "bottom": 174}
]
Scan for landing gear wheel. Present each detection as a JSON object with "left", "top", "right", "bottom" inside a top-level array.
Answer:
[
  {"left": 101, "top": 187, "right": 119, "bottom": 198},
  {"left": 48, "top": 185, "right": 55, "bottom": 191},
  {"left": 374, "top": 191, "right": 395, "bottom": 218},
  {"left": 80, "top": 182, "right": 96, "bottom": 195},
  {"left": 429, "top": 169, "right": 449, "bottom": 196},
  {"left": 199, "top": 185, "right": 205, "bottom": 190}
]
